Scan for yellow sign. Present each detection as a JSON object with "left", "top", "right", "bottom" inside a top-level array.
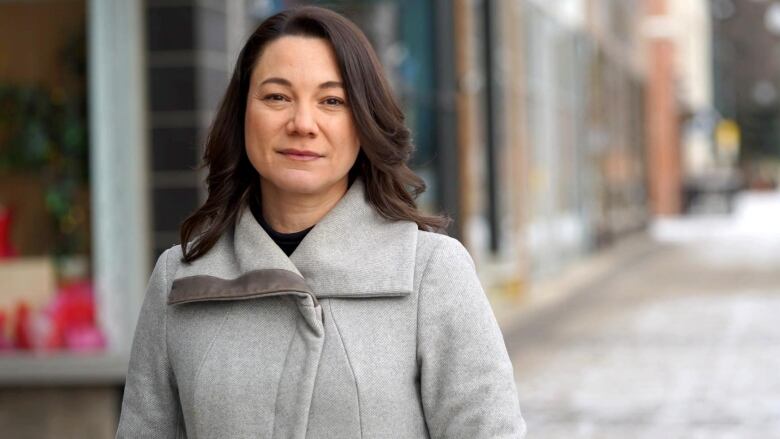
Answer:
[{"left": 716, "top": 119, "right": 740, "bottom": 155}]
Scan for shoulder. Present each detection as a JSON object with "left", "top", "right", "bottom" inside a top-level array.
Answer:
[
  {"left": 155, "top": 244, "right": 184, "bottom": 270},
  {"left": 163, "top": 244, "right": 185, "bottom": 273},
  {"left": 415, "top": 230, "right": 478, "bottom": 289},
  {"left": 148, "top": 244, "right": 185, "bottom": 291},
  {"left": 416, "top": 230, "right": 475, "bottom": 271},
  {"left": 414, "top": 231, "right": 492, "bottom": 323}
]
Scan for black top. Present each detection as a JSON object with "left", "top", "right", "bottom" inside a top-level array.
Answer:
[{"left": 249, "top": 201, "right": 314, "bottom": 257}]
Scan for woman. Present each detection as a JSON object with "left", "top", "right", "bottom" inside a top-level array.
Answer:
[{"left": 117, "top": 6, "right": 525, "bottom": 439}]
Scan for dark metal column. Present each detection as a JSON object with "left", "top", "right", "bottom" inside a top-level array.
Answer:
[
  {"left": 482, "top": 0, "right": 502, "bottom": 253},
  {"left": 433, "top": 0, "right": 461, "bottom": 238}
]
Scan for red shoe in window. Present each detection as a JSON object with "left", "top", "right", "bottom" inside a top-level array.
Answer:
[
  {"left": 0, "top": 205, "right": 17, "bottom": 259},
  {"left": 0, "top": 310, "right": 11, "bottom": 351},
  {"left": 12, "top": 302, "right": 31, "bottom": 350}
]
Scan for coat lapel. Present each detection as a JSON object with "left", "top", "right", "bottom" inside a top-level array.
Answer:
[
  {"left": 169, "top": 177, "right": 418, "bottom": 303},
  {"left": 289, "top": 177, "right": 418, "bottom": 298}
]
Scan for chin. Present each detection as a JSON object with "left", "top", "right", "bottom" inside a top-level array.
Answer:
[{"left": 268, "top": 171, "right": 334, "bottom": 195}]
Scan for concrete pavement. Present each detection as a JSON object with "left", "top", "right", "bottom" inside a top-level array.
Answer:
[{"left": 506, "top": 192, "right": 780, "bottom": 438}]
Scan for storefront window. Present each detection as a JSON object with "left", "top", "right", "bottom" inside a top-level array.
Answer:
[{"left": 0, "top": 1, "right": 102, "bottom": 354}]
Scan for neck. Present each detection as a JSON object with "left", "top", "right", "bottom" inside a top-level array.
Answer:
[{"left": 259, "top": 177, "right": 349, "bottom": 233}]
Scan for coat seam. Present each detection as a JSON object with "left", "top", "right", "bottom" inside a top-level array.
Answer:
[
  {"left": 163, "top": 248, "right": 171, "bottom": 371},
  {"left": 271, "top": 317, "right": 299, "bottom": 437},
  {"left": 415, "top": 238, "right": 444, "bottom": 368},
  {"left": 327, "top": 300, "right": 364, "bottom": 438},
  {"left": 191, "top": 307, "right": 231, "bottom": 407},
  {"left": 162, "top": 248, "right": 184, "bottom": 438}
]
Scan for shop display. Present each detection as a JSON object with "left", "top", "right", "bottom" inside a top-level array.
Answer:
[
  {"left": 0, "top": 8, "right": 97, "bottom": 357},
  {"left": 0, "top": 272, "right": 104, "bottom": 354}
]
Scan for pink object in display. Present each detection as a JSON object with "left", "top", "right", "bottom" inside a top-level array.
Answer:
[
  {"left": 65, "top": 325, "right": 106, "bottom": 351},
  {"left": 49, "top": 280, "right": 106, "bottom": 351},
  {"left": 1, "top": 276, "right": 107, "bottom": 352},
  {"left": 22, "top": 280, "right": 107, "bottom": 352}
]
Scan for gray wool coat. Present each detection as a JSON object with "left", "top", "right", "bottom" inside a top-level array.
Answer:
[{"left": 116, "top": 177, "right": 526, "bottom": 439}]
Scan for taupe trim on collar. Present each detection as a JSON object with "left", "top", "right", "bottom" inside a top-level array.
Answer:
[{"left": 169, "top": 269, "right": 316, "bottom": 306}]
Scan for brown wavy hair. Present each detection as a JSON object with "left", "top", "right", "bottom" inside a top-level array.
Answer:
[{"left": 179, "top": 5, "right": 450, "bottom": 263}]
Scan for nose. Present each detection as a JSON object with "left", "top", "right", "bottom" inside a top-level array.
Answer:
[{"left": 286, "top": 103, "right": 318, "bottom": 138}]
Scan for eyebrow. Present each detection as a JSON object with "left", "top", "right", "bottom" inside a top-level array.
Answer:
[{"left": 259, "top": 77, "right": 344, "bottom": 90}]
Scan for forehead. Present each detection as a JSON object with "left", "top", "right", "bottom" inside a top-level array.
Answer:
[{"left": 251, "top": 36, "right": 343, "bottom": 84}]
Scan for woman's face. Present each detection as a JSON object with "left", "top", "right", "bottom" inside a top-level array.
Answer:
[{"left": 244, "top": 36, "right": 360, "bottom": 198}]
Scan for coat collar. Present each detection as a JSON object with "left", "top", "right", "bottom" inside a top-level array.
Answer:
[{"left": 171, "top": 177, "right": 418, "bottom": 301}]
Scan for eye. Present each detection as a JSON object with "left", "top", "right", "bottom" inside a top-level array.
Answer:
[
  {"left": 322, "top": 97, "right": 345, "bottom": 107},
  {"left": 262, "top": 93, "right": 288, "bottom": 102}
]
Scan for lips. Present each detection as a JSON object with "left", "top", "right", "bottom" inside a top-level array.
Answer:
[{"left": 277, "top": 148, "right": 324, "bottom": 161}]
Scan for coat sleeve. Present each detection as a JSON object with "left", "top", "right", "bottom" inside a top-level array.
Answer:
[
  {"left": 417, "top": 237, "right": 526, "bottom": 438},
  {"left": 116, "top": 248, "right": 185, "bottom": 438}
]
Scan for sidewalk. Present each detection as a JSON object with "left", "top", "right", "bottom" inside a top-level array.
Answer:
[
  {"left": 493, "top": 231, "right": 661, "bottom": 336},
  {"left": 502, "top": 191, "right": 780, "bottom": 438}
]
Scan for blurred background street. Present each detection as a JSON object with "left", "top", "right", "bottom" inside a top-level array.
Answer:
[
  {"left": 509, "top": 191, "right": 780, "bottom": 438},
  {"left": 0, "top": 0, "right": 779, "bottom": 437}
]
